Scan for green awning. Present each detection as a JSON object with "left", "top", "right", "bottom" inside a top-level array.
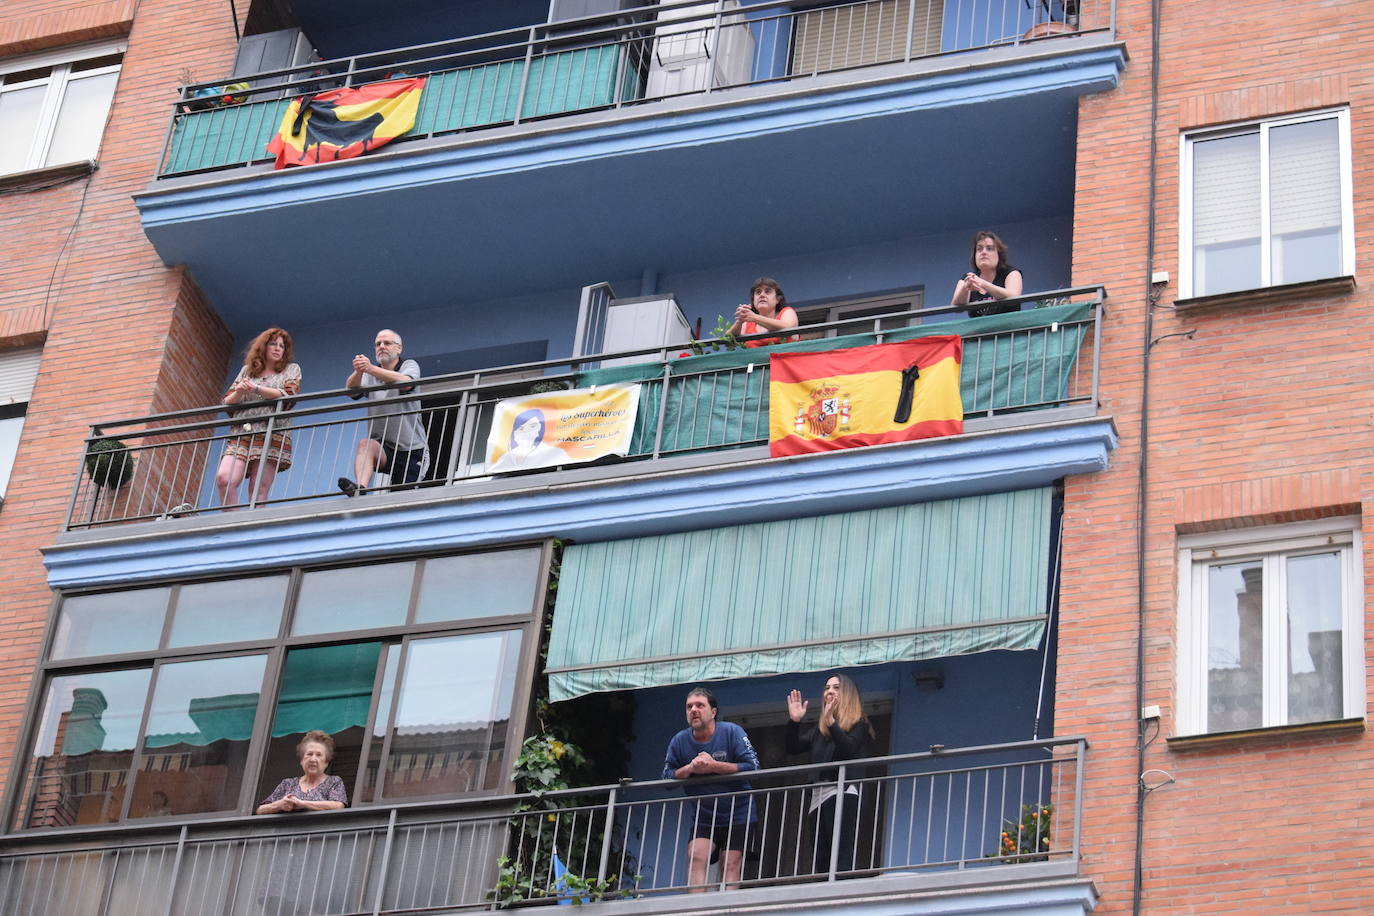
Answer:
[
  {"left": 546, "top": 488, "right": 1053, "bottom": 701},
  {"left": 270, "top": 642, "right": 383, "bottom": 737}
]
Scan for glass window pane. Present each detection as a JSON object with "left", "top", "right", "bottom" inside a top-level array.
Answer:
[
  {"left": 130, "top": 655, "right": 267, "bottom": 818},
  {"left": 52, "top": 588, "right": 170, "bottom": 659},
  {"left": 167, "top": 575, "right": 288, "bottom": 647},
  {"left": 14, "top": 668, "right": 151, "bottom": 829},
  {"left": 381, "top": 630, "right": 523, "bottom": 799},
  {"left": 293, "top": 562, "right": 413, "bottom": 635},
  {"left": 1270, "top": 117, "right": 1342, "bottom": 285},
  {"left": 414, "top": 548, "right": 543, "bottom": 623},
  {"left": 257, "top": 642, "right": 383, "bottom": 806},
  {"left": 44, "top": 69, "right": 118, "bottom": 166},
  {"left": 0, "top": 84, "right": 45, "bottom": 173},
  {"left": 1285, "top": 551, "right": 1343, "bottom": 724},
  {"left": 1192, "top": 132, "right": 1260, "bottom": 296},
  {"left": 358, "top": 645, "right": 400, "bottom": 804},
  {"left": 0, "top": 413, "right": 24, "bottom": 496},
  {"left": 1206, "top": 560, "right": 1263, "bottom": 732}
]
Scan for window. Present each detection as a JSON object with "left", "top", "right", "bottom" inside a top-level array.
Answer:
[
  {"left": 791, "top": 289, "right": 924, "bottom": 340},
  {"left": 1176, "top": 519, "right": 1364, "bottom": 736},
  {"left": 0, "top": 347, "right": 41, "bottom": 502},
  {"left": 12, "top": 545, "right": 546, "bottom": 830},
  {"left": 1181, "top": 108, "right": 1353, "bottom": 298},
  {"left": 0, "top": 43, "right": 123, "bottom": 176}
]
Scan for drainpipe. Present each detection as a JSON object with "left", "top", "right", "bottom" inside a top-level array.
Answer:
[{"left": 1133, "top": 0, "right": 1163, "bottom": 912}]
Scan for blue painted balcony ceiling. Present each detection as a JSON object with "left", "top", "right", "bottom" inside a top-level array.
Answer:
[{"left": 135, "top": 41, "right": 1124, "bottom": 332}]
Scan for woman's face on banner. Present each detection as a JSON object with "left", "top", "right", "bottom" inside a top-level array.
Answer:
[{"left": 513, "top": 415, "right": 544, "bottom": 452}]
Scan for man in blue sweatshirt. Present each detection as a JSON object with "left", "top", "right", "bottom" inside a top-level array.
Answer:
[{"left": 662, "top": 686, "right": 759, "bottom": 891}]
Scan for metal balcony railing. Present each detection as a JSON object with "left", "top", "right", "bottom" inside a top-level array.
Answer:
[
  {"left": 156, "top": 0, "right": 1112, "bottom": 178},
  {"left": 64, "top": 289, "right": 1104, "bottom": 530},
  {"left": 0, "top": 737, "right": 1085, "bottom": 915}
]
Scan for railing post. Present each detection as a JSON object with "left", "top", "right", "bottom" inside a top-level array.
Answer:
[
  {"left": 596, "top": 786, "right": 618, "bottom": 884},
  {"left": 703, "top": 3, "right": 725, "bottom": 94},
  {"left": 65, "top": 429, "right": 96, "bottom": 530},
  {"left": 827, "top": 764, "right": 846, "bottom": 881},
  {"left": 444, "top": 388, "right": 475, "bottom": 483},
  {"left": 155, "top": 92, "right": 185, "bottom": 177},
  {"left": 903, "top": 0, "right": 919, "bottom": 61},
  {"left": 1071, "top": 738, "right": 1085, "bottom": 865},
  {"left": 159, "top": 825, "right": 190, "bottom": 916},
  {"left": 248, "top": 410, "right": 279, "bottom": 510},
  {"left": 512, "top": 27, "right": 539, "bottom": 124},
  {"left": 369, "top": 807, "right": 399, "bottom": 916},
  {"left": 650, "top": 363, "right": 672, "bottom": 458},
  {"left": 1090, "top": 291, "right": 1104, "bottom": 412}
]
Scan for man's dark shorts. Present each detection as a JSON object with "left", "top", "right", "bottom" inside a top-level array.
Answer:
[
  {"left": 692, "top": 819, "right": 753, "bottom": 857},
  {"left": 375, "top": 438, "right": 426, "bottom": 486}
]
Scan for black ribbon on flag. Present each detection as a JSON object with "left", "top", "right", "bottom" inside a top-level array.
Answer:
[{"left": 893, "top": 363, "right": 921, "bottom": 423}]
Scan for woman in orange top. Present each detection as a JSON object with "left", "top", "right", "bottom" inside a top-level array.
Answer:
[{"left": 727, "top": 277, "right": 800, "bottom": 347}]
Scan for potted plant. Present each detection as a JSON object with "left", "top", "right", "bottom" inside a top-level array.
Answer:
[{"left": 84, "top": 438, "right": 135, "bottom": 489}]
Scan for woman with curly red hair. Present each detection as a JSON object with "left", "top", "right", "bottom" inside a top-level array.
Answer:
[{"left": 216, "top": 327, "right": 301, "bottom": 507}]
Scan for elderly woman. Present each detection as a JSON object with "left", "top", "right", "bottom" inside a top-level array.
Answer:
[
  {"left": 727, "top": 277, "right": 800, "bottom": 347},
  {"left": 216, "top": 327, "right": 302, "bottom": 507},
  {"left": 256, "top": 730, "right": 347, "bottom": 814},
  {"left": 952, "top": 231, "right": 1024, "bottom": 318},
  {"left": 786, "top": 674, "right": 874, "bottom": 876}
]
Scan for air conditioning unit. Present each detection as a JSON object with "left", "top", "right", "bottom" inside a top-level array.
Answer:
[
  {"left": 646, "top": 0, "right": 755, "bottom": 97},
  {"left": 600, "top": 295, "right": 693, "bottom": 367},
  {"left": 231, "top": 28, "right": 320, "bottom": 96}
]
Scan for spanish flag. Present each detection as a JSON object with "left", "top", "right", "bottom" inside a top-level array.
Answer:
[
  {"left": 768, "top": 336, "right": 963, "bottom": 457},
  {"left": 267, "top": 78, "right": 425, "bottom": 169}
]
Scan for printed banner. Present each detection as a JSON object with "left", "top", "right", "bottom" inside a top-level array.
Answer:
[
  {"left": 267, "top": 77, "right": 426, "bottom": 169},
  {"left": 769, "top": 336, "right": 963, "bottom": 457},
  {"left": 486, "top": 384, "right": 641, "bottom": 472}
]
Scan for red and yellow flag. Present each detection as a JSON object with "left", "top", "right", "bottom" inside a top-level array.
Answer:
[
  {"left": 768, "top": 336, "right": 963, "bottom": 457},
  {"left": 267, "top": 78, "right": 425, "bottom": 169}
]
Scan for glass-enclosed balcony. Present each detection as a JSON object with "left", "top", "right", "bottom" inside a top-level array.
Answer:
[
  {"left": 62, "top": 289, "right": 1102, "bottom": 531},
  {"left": 0, "top": 737, "right": 1089, "bottom": 915},
  {"left": 156, "top": 0, "right": 1112, "bottom": 179}
]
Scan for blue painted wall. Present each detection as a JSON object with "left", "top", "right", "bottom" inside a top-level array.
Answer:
[{"left": 651, "top": 216, "right": 1073, "bottom": 333}]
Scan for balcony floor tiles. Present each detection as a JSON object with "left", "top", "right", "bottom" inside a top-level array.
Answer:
[{"left": 44, "top": 415, "right": 1116, "bottom": 589}]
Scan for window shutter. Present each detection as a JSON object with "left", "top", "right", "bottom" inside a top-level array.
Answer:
[
  {"left": 1270, "top": 117, "right": 1340, "bottom": 238},
  {"left": 0, "top": 348, "right": 41, "bottom": 404},
  {"left": 1192, "top": 131, "right": 1260, "bottom": 247},
  {"left": 792, "top": 0, "right": 943, "bottom": 75}
]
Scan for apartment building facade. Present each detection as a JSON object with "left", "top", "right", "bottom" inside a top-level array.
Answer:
[{"left": 0, "top": 0, "right": 1367, "bottom": 913}]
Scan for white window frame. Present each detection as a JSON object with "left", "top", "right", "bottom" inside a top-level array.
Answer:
[
  {"left": 1179, "top": 107, "right": 1354, "bottom": 299},
  {"left": 0, "top": 40, "right": 125, "bottom": 176},
  {"left": 0, "top": 347, "right": 41, "bottom": 503},
  {"left": 1176, "top": 517, "right": 1365, "bottom": 736}
]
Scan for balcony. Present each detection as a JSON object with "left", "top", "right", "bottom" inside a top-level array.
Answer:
[
  {"left": 156, "top": 0, "right": 1111, "bottom": 180},
  {"left": 62, "top": 290, "right": 1104, "bottom": 533},
  {"left": 133, "top": 0, "right": 1123, "bottom": 334},
  {"left": 0, "top": 738, "right": 1091, "bottom": 915}
]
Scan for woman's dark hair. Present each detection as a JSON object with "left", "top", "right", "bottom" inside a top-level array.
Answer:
[
  {"left": 297, "top": 730, "right": 335, "bottom": 763},
  {"left": 685, "top": 686, "right": 719, "bottom": 713},
  {"left": 748, "top": 277, "right": 786, "bottom": 309},
  {"left": 244, "top": 327, "right": 294, "bottom": 377},
  {"left": 509, "top": 408, "right": 547, "bottom": 450},
  {"left": 968, "top": 231, "right": 1012, "bottom": 274}
]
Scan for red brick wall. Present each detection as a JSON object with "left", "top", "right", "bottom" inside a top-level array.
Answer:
[
  {"left": 0, "top": 0, "right": 238, "bottom": 795},
  {"left": 1064, "top": 0, "right": 1374, "bottom": 911}
]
